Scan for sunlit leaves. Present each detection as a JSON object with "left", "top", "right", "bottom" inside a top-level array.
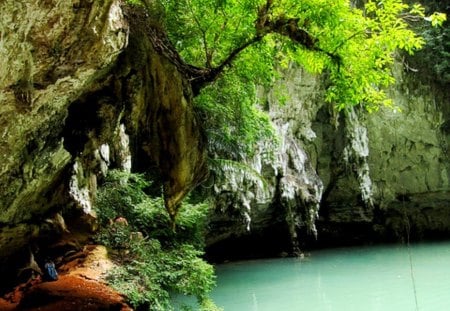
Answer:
[
  {"left": 313, "top": 0, "right": 442, "bottom": 109},
  {"left": 163, "top": 0, "right": 262, "bottom": 67},
  {"left": 157, "top": 0, "right": 445, "bottom": 159},
  {"left": 426, "top": 12, "right": 447, "bottom": 27},
  {"left": 162, "top": 0, "right": 444, "bottom": 113},
  {"left": 194, "top": 53, "right": 276, "bottom": 159}
]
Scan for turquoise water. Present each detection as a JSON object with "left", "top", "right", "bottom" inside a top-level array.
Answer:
[{"left": 174, "top": 241, "right": 450, "bottom": 310}]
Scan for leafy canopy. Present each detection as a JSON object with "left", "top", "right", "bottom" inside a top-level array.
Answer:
[
  {"left": 121, "top": 0, "right": 447, "bottom": 224},
  {"left": 161, "top": 0, "right": 444, "bottom": 111}
]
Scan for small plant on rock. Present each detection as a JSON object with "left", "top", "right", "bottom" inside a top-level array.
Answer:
[{"left": 94, "top": 170, "right": 221, "bottom": 311}]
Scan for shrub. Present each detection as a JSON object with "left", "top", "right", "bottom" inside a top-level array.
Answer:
[{"left": 94, "top": 170, "right": 221, "bottom": 311}]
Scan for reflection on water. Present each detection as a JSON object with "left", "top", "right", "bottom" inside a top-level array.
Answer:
[{"left": 173, "top": 241, "right": 450, "bottom": 310}]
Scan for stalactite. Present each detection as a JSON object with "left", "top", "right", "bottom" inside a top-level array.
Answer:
[
  {"left": 275, "top": 121, "right": 323, "bottom": 248},
  {"left": 343, "top": 108, "right": 374, "bottom": 208},
  {"left": 116, "top": 124, "right": 132, "bottom": 172},
  {"left": 68, "top": 160, "right": 94, "bottom": 216}
]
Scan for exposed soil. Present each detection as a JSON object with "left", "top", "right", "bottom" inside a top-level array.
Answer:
[{"left": 0, "top": 245, "right": 132, "bottom": 311}]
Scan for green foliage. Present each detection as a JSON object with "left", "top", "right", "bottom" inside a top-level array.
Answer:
[
  {"left": 106, "top": 241, "right": 217, "bottom": 310},
  {"left": 154, "top": 0, "right": 447, "bottom": 164},
  {"left": 195, "top": 63, "right": 276, "bottom": 159},
  {"left": 406, "top": 1, "right": 449, "bottom": 84},
  {"left": 94, "top": 170, "right": 150, "bottom": 226},
  {"left": 125, "top": 0, "right": 144, "bottom": 6},
  {"left": 162, "top": 0, "right": 445, "bottom": 113},
  {"left": 94, "top": 170, "right": 220, "bottom": 311},
  {"left": 162, "top": 0, "right": 261, "bottom": 68}
]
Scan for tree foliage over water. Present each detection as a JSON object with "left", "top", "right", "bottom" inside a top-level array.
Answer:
[
  {"left": 147, "top": 0, "right": 445, "bottom": 159},
  {"left": 161, "top": 0, "right": 444, "bottom": 104}
]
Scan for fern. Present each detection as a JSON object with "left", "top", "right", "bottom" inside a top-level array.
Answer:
[{"left": 194, "top": 64, "right": 276, "bottom": 160}]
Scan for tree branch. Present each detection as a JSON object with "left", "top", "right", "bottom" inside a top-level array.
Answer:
[
  {"left": 256, "top": 2, "right": 341, "bottom": 64},
  {"left": 186, "top": 0, "right": 212, "bottom": 68},
  {"left": 187, "top": 0, "right": 342, "bottom": 94},
  {"left": 189, "top": 35, "right": 263, "bottom": 95},
  {"left": 136, "top": 0, "right": 340, "bottom": 96}
]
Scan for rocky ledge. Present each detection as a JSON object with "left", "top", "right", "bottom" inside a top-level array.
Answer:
[{"left": 0, "top": 245, "right": 131, "bottom": 311}]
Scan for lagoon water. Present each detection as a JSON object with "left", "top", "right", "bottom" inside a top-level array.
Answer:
[{"left": 174, "top": 241, "right": 450, "bottom": 310}]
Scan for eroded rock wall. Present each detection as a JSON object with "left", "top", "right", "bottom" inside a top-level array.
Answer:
[
  {"left": 207, "top": 66, "right": 327, "bottom": 256},
  {"left": 314, "top": 63, "right": 450, "bottom": 244},
  {"left": 0, "top": 0, "right": 207, "bottom": 287},
  {"left": 0, "top": 0, "right": 128, "bottom": 261},
  {"left": 207, "top": 60, "right": 450, "bottom": 256}
]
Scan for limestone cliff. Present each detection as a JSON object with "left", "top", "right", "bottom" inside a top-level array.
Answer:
[
  {"left": 0, "top": 0, "right": 448, "bottom": 283},
  {"left": 207, "top": 53, "right": 450, "bottom": 257},
  {"left": 0, "top": 0, "right": 207, "bottom": 287}
]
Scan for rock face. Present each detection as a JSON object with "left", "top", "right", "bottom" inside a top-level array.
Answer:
[
  {"left": 318, "top": 63, "right": 450, "bottom": 244},
  {"left": 207, "top": 60, "right": 450, "bottom": 257},
  {"left": 0, "top": 245, "right": 132, "bottom": 310},
  {"left": 0, "top": 0, "right": 448, "bottom": 284},
  {"left": 0, "top": 0, "right": 129, "bottom": 275},
  {"left": 0, "top": 0, "right": 207, "bottom": 288},
  {"left": 206, "top": 67, "right": 326, "bottom": 257},
  {"left": 0, "top": 0, "right": 126, "bottom": 257}
]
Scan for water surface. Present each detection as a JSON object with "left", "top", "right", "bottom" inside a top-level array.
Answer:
[{"left": 175, "top": 241, "right": 450, "bottom": 310}]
